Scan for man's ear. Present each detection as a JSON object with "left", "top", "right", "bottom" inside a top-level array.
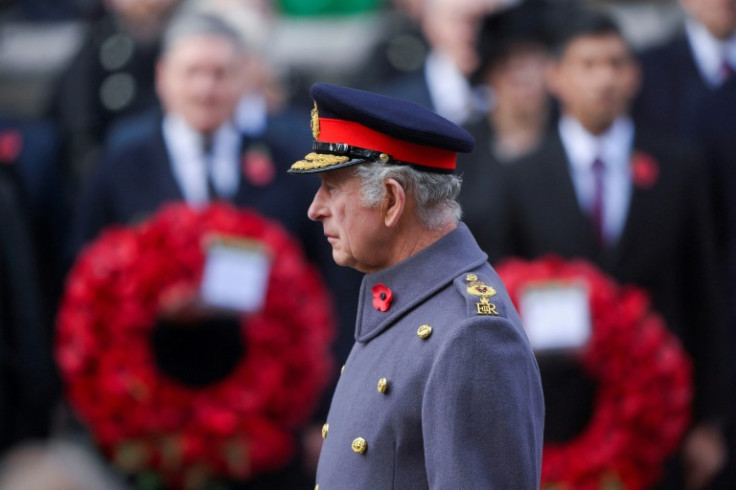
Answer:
[{"left": 382, "top": 178, "right": 406, "bottom": 228}]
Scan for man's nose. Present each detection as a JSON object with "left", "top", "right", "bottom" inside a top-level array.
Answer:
[{"left": 307, "top": 187, "right": 327, "bottom": 222}]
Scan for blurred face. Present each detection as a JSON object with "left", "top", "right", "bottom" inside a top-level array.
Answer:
[
  {"left": 547, "top": 33, "right": 640, "bottom": 135},
  {"left": 488, "top": 45, "right": 549, "bottom": 118},
  {"left": 307, "top": 168, "right": 390, "bottom": 273},
  {"left": 156, "top": 35, "right": 244, "bottom": 134},
  {"left": 681, "top": 0, "right": 736, "bottom": 39},
  {"left": 423, "top": 0, "right": 500, "bottom": 75}
]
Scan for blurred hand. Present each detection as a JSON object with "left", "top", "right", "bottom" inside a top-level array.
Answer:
[{"left": 682, "top": 423, "right": 727, "bottom": 490}]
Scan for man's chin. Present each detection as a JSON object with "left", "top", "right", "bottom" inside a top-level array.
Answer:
[{"left": 331, "top": 250, "right": 357, "bottom": 270}]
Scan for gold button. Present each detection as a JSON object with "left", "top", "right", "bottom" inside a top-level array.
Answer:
[
  {"left": 417, "top": 324, "right": 433, "bottom": 339},
  {"left": 379, "top": 153, "right": 390, "bottom": 162},
  {"left": 322, "top": 423, "right": 329, "bottom": 439},
  {"left": 352, "top": 437, "right": 367, "bottom": 454},
  {"left": 377, "top": 377, "right": 389, "bottom": 394},
  {"left": 341, "top": 364, "right": 345, "bottom": 374}
]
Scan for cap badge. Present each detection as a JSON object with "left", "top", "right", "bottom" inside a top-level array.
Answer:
[
  {"left": 466, "top": 275, "right": 498, "bottom": 316},
  {"left": 310, "top": 102, "right": 320, "bottom": 140}
]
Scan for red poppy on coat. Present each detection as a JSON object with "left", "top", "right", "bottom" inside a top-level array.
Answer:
[
  {"left": 631, "top": 151, "right": 659, "bottom": 189},
  {"left": 372, "top": 283, "right": 393, "bottom": 312},
  {"left": 0, "top": 129, "right": 23, "bottom": 164},
  {"left": 242, "top": 144, "right": 276, "bottom": 187}
]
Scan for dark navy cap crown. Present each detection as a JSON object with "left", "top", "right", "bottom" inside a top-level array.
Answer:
[{"left": 289, "top": 83, "right": 474, "bottom": 174}]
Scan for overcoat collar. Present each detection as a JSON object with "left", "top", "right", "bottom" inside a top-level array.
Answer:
[{"left": 355, "top": 223, "right": 487, "bottom": 343}]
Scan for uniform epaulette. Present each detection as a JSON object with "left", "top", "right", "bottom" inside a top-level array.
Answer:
[{"left": 456, "top": 272, "right": 509, "bottom": 319}]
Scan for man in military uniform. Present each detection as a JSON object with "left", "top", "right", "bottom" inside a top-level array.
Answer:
[{"left": 289, "top": 83, "right": 544, "bottom": 489}]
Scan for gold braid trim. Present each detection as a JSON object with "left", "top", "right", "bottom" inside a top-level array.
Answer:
[{"left": 291, "top": 152, "right": 350, "bottom": 171}]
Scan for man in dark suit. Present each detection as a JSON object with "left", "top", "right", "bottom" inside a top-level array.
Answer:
[
  {"left": 492, "top": 10, "right": 730, "bottom": 489},
  {"left": 71, "top": 12, "right": 320, "bottom": 259},
  {"left": 634, "top": 0, "right": 736, "bottom": 143}
]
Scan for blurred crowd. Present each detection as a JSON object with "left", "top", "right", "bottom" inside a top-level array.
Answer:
[{"left": 0, "top": 0, "right": 734, "bottom": 488}]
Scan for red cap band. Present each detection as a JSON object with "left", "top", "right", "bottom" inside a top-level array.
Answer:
[{"left": 318, "top": 118, "right": 457, "bottom": 171}]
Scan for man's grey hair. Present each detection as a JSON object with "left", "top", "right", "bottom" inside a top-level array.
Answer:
[
  {"left": 355, "top": 162, "right": 463, "bottom": 230},
  {"left": 161, "top": 11, "right": 247, "bottom": 58}
]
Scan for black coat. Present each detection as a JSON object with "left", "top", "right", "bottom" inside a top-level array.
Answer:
[
  {"left": 634, "top": 34, "right": 731, "bottom": 144},
  {"left": 0, "top": 166, "right": 58, "bottom": 451}
]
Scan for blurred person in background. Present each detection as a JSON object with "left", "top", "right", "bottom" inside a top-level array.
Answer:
[
  {"left": 0, "top": 155, "right": 58, "bottom": 456},
  {"left": 694, "top": 57, "right": 736, "bottom": 490},
  {"left": 634, "top": 0, "right": 736, "bottom": 143},
  {"left": 349, "top": 0, "right": 429, "bottom": 91},
  {"left": 458, "top": 1, "right": 555, "bottom": 258},
  {"left": 69, "top": 10, "right": 317, "bottom": 255},
  {"left": 0, "top": 118, "right": 65, "bottom": 326},
  {"left": 377, "top": 0, "right": 508, "bottom": 125},
  {"left": 636, "top": 5, "right": 736, "bottom": 486},
  {"left": 49, "top": 0, "right": 183, "bottom": 198},
  {"left": 491, "top": 9, "right": 730, "bottom": 489}
]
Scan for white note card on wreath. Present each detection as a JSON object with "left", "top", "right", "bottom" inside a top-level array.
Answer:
[
  {"left": 200, "top": 238, "right": 271, "bottom": 313},
  {"left": 519, "top": 282, "right": 591, "bottom": 352}
]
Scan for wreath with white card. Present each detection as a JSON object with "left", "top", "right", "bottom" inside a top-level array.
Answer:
[
  {"left": 496, "top": 256, "right": 692, "bottom": 490},
  {"left": 56, "top": 202, "right": 335, "bottom": 489}
]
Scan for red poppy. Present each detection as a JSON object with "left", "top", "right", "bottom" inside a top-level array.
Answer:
[
  {"left": 631, "top": 151, "right": 659, "bottom": 189},
  {"left": 496, "top": 256, "right": 692, "bottom": 490},
  {"left": 242, "top": 144, "right": 276, "bottom": 187},
  {"left": 371, "top": 283, "right": 393, "bottom": 312},
  {"left": 0, "top": 129, "right": 22, "bottom": 164},
  {"left": 56, "top": 203, "right": 336, "bottom": 488}
]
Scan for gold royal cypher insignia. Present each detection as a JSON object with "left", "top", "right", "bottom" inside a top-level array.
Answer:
[{"left": 465, "top": 274, "right": 498, "bottom": 316}]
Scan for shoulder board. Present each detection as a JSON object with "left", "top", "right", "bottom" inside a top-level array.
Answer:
[{"left": 454, "top": 272, "right": 509, "bottom": 319}]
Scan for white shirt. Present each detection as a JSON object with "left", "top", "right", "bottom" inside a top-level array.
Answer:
[
  {"left": 685, "top": 19, "right": 736, "bottom": 88},
  {"left": 559, "top": 116, "right": 635, "bottom": 245},
  {"left": 234, "top": 92, "right": 268, "bottom": 137},
  {"left": 424, "top": 50, "right": 479, "bottom": 125},
  {"left": 162, "top": 115, "right": 241, "bottom": 207}
]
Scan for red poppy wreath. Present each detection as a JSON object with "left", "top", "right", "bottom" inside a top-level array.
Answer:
[
  {"left": 56, "top": 203, "right": 335, "bottom": 488},
  {"left": 496, "top": 256, "right": 692, "bottom": 490}
]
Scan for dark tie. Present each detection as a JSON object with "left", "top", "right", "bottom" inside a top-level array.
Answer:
[
  {"left": 721, "top": 58, "right": 734, "bottom": 83},
  {"left": 202, "top": 136, "right": 219, "bottom": 201},
  {"left": 591, "top": 157, "right": 605, "bottom": 246}
]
